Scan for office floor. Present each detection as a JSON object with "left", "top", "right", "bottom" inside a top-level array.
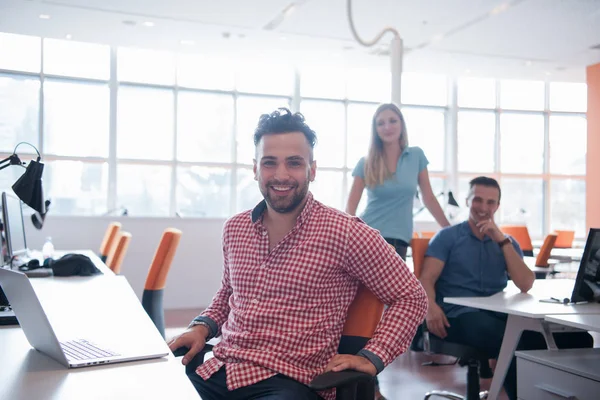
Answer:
[{"left": 165, "top": 309, "right": 508, "bottom": 400}]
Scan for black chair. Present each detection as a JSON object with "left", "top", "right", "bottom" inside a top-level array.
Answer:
[{"left": 422, "top": 325, "right": 492, "bottom": 400}]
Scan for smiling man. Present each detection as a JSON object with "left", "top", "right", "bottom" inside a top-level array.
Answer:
[
  {"left": 419, "top": 176, "right": 592, "bottom": 400},
  {"left": 168, "top": 108, "right": 427, "bottom": 400}
]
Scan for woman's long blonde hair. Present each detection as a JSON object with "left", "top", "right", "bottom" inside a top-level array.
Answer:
[{"left": 364, "top": 103, "right": 408, "bottom": 187}]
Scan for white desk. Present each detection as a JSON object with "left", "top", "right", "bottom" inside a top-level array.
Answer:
[
  {"left": 445, "top": 279, "right": 600, "bottom": 400},
  {"left": 533, "top": 247, "right": 584, "bottom": 263},
  {"left": 545, "top": 314, "right": 600, "bottom": 331},
  {"left": 0, "top": 275, "right": 199, "bottom": 399}
]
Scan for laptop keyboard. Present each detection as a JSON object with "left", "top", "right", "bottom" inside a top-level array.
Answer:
[{"left": 60, "top": 339, "right": 120, "bottom": 361}]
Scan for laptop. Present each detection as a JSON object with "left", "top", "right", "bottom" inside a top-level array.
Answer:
[{"left": 0, "top": 268, "right": 169, "bottom": 368}]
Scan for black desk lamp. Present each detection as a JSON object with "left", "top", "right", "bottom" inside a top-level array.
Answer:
[
  {"left": 0, "top": 142, "right": 47, "bottom": 224},
  {"left": 413, "top": 191, "right": 459, "bottom": 217}
]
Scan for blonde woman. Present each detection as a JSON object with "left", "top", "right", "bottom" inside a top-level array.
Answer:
[
  {"left": 346, "top": 103, "right": 449, "bottom": 400},
  {"left": 347, "top": 103, "right": 450, "bottom": 259}
]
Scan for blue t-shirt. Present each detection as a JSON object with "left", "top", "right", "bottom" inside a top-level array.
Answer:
[
  {"left": 352, "top": 146, "right": 428, "bottom": 243},
  {"left": 425, "top": 221, "right": 524, "bottom": 318}
]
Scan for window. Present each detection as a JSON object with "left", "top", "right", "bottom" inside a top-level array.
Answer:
[
  {"left": 117, "top": 47, "right": 176, "bottom": 85},
  {"left": 236, "top": 167, "right": 262, "bottom": 213},
  {"left": 0, "top": 32, "right": 41, "bottom": 72},
  {"left": 402, "top": 73, "right": 447, "bottom": 106},
  {"left": 414, "top": 177, "right": 445, "bottom": 222},
  {"left": 117, "top": 86, "right": 174, "bottom": 160},
  {"left": 43, "top": 39, "right": 110, "bottom": 80},
  {"left": 299, "top": 100, "right": 345, "bottom": 168},
  {"left": 549, "top": 115, "right": 586, "bottom": 175},
  {"left": 44, "top": 80, "right": 109, "bottom": 157},
  {"left": 457, "top": 111, "right": 495, "bottom": 172},
  {"left": 310, "top": 170, "right": 344, "bottom": 210},
  {"left": 44, "top": 161, "right": 108, "bottom": 215},
  {"left": 500, "top": 80, "right": 544, "bottom": 111},
  {"left": 116, "top": 164, "right": 171, "bottom": 216},
  {"left": 550, "top": 179, "right": 586, "bottom": 238},
  {"left": 176, "top": 166, "right": 231, "bottom": 217},
  {"left": 402, "top": 108, "right": 445, "bottom": 172},
  {"left": 177, "top": 54, "right": 235, "bottom": 90},
  {"left": 177, "top": 91, "right": 234, "bottom": 163},
  {"left": 300, "top": 66, "right": 346, "bottom": 99},
  {"left": 549, "top": 82, "right": 587, "bottom": 112},
  {"left": 347, "top": 68, "right": 391, "bottom": 102},
  {"left": 499, "top": 178, "right": 544, "bottom": 238},
  {"left": 0, "top": 75, "right": 39, "bottom": 153},
  {"left": 236, "top": 95, "right": 290, "bottom": 165},
  {"left": 500, "top": 113, "right": 544, "bottom": 174},
  {"left": 236, "top": 61, "right": 294, "bottom": 96},
  {"left": 346, "top": 103, "right": 377, "bottom": 168},
  {"left": 457, "top": 77, "right": 496, "bottom": 109}
]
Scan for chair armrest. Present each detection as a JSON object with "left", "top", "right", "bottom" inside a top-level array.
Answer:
[
  {"left": 172, "top": 344, "right": 214, "bottom": 375},
  {"left": 309, "top": 370, "right": 373, "bottom": 391}
]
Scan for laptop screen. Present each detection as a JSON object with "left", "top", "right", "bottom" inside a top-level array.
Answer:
[
  {"left": 571, "top": 228, "right": 600, "bottom": 303},
  {"left": 2, "top": 192, "right": 27, "bottom": 258}
]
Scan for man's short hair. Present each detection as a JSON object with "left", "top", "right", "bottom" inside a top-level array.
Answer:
[
  {"left": 468, "top": 176, "right": 502, "bottom": 202},
  {"left": 253, "top": 108, "right": 317, "bottom": 158}
]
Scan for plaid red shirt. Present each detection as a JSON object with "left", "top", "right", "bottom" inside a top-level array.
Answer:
[{"left": 196, "top": 193, "right": 427, "bottom": 399}]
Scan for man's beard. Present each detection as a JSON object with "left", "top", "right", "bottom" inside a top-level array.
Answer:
[{"left": 260, "top": 179, "right": 309, "bottom": 214}]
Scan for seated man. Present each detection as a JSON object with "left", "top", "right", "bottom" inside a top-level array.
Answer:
[
  {"left": 419, "top": 176, "right": 593, "bottom": 400},
  {"left": 168, "top": 108, "right": 428, "bottom": 400}
]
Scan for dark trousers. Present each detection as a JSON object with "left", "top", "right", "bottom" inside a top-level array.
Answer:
[
  {"left": 384, "top": 237, "right": 408, "bottom": 260},
  {"left": 187, "top": 366, "right": 323, "bottom": 400},
  {"left": 444, "top": 310, "right": 594, "bottom": 400}
]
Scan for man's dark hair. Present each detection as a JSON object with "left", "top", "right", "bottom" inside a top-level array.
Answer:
[
  {"left": 469, "top": 176, "right": 502, "bottom": 202},
  {"left": 253, "top": 108, "right": 317, "bottom": 151}
]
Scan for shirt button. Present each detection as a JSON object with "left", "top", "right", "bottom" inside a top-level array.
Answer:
[{"left": 251, "top": 299, "right": 259, "bottom": 304}]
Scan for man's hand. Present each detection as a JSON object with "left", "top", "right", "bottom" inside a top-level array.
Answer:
[
  {"left": 475, "top": 219, "right": 504, "bottom": 242},
  {"left": 324, "top": 354, "right": 377, "bottom": 376},
  {"left": 426, "top": 302, "right": 450, "bottom": 339},
  {"left": 167, "top": 325, "right": 209, "bottom": 366}
]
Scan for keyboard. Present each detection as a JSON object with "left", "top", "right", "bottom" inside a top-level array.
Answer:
[{"left": 60, "top": 339, "right": 120, "bottom": 361}]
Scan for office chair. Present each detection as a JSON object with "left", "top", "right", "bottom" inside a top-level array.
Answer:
[
  {"left": 499, "top": 225, "right": 533, "bottom": 257},
  {"left": 142, "top": 228, "right": 182, "bottom": 338},
  {"left": 553, "top": 230, "right": 575, "bottom": 249},
  {"left": 175, "top": 284, "right": 384, "bottom": 400},
  {"left": 415, "top": 231, "right": 436, "bottom": 239},
  {"left": 422, "top": 324, "right": 492, "bottom": 400},
  {"left": 532, "top": 233, "right": 558, "bottom": 279},
  {"left": 105, "top": 231, "right": 132, "bottom": 274},
  {"left": 99, "top": 222, "right": 121, "bottom": 262},
  {"left": 410, "top": 237, "right": 431, "bottom": 279}
]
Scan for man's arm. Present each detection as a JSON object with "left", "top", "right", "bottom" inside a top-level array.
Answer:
[
  {"left": 343, "top": 219, "right": 428, "bottom": 371},
  {"left": 419, "top": 256, "right": 450, "bottom": 338},
  {"left": 477, "top": 220, "right": 534, "bottom": 293}
]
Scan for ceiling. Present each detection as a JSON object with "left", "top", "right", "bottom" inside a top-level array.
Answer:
[{"left": 1, "top": 0, "right": 599, "bottom": 82}]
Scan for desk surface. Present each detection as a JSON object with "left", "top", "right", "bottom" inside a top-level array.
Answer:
[
  {"left": 545, "top": 314, "right": 600, "bottom": 331},
  {"left": 445, "top": 279, "right": 600, "bottom": 318},
  {"left": 0, "top": 275, "right": 199, "bottom": 400}
]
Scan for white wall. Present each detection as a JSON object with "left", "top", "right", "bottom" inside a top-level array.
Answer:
[{"left": 25, "top": 216, "right": 440, "bottom": 311}]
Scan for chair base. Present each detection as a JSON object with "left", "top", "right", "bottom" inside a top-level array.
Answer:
[{"left": 424, "top": 390, "right": 488, "bottom": 400}]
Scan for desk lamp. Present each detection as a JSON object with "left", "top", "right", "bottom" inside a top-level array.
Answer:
[{"left": 0, "top": 142, "right": 47, "bottom": 227}]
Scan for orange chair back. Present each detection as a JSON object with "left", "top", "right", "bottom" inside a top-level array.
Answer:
[
  {"left": 535, "top": 233, "right": 558, "bottom": 267},
  {"left": 144, "top": 228, "right": 182, "bottom": 291},
  {"left": 343, "top": 284, "right": 384, "bottom": 338},
  {"left": 415, "top": 231, "right": 436, "bottom": 239},
  {"left": 410, "top": 237, "right": 431, "bottom": 279},
  {"left": 99, "top": 222, "right": 121, "bottom": 261},
  {"left": 500, "top": 225, "right": 533, "bottom": 252},
  {"left": 106, "top": 232, "right": 132, "bottom": 274},
  {"left": 554, "top": 230, "right": 575, "bottom": 248}
]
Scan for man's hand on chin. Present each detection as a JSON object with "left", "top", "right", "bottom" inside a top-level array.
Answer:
[{"left": 324, "top": 354, "right": 377, "bottom": 376}]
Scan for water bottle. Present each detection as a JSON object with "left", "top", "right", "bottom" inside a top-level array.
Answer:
[{"left": 42, "top": 237, "right": 55, "bottom": 260}]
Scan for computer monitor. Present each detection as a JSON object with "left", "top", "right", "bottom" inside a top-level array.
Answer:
[
  {"left": 1, "top": 192, "right": 27, "bottom": 260},
  {"left": 570, "top": 228, "right": 600, "bottom": 303}
]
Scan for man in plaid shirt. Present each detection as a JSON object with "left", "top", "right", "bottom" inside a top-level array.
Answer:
[{"left": 169, "top": 108, "right": 427, "bottom": 399}]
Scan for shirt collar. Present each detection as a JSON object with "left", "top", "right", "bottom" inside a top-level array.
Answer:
[{"left": 251, "top": 192, "right": 316, "bottom": 226}]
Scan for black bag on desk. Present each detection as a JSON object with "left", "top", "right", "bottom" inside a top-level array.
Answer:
[{"left": 49, "top": 254, "right": 102, "bottom": 277}]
